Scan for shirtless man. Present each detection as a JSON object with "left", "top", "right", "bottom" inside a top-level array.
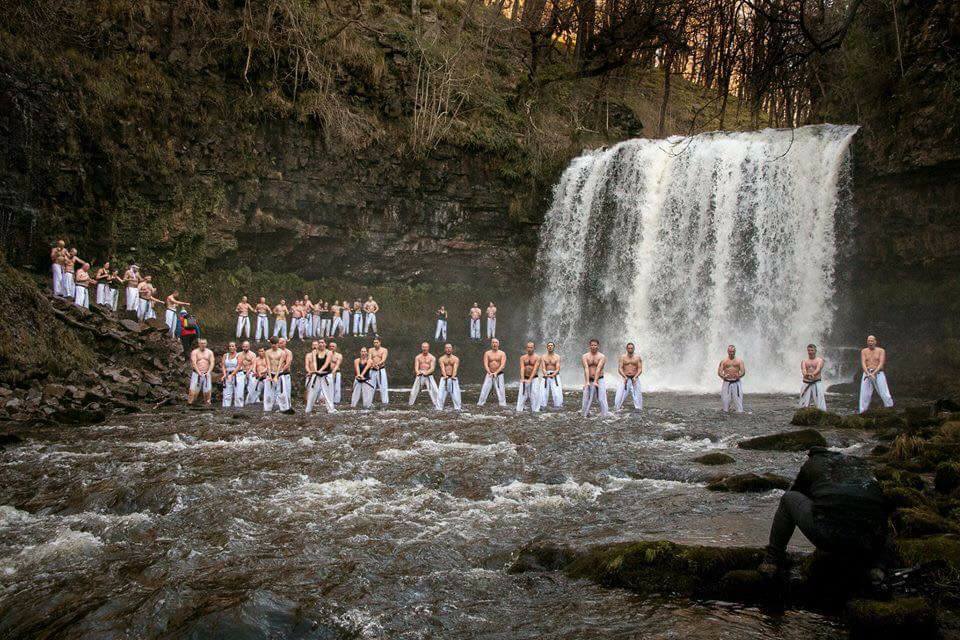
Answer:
[
  {"left": 164, "top": 290, "right": 191, "bottom": 337},
  {"left": 369, "top": 338, "right": 390, "bottom": 404},
  {"left": 352, "top": 347, "right": 375, "bottom": 408},
  {"left": 615, "top": 343, "right": 644, "bottom": 411},
  {"left": 289, "top": 300, "right": 304, "bottom": 341},
  {"left": 859, "top": 335, "right": 894, "bottom": 413},
  {"left": 437, "top": 344, "right": 462, "bottom": 410},
  {"left": 136, "top": 276, "right": 161, "bottom": 322},
  {"left": 305, "top": 339, "right": 335, "bottom": 413},
  {"left": 263, "top": 338, "right": 290, "bottom": 412},
  {"left": 318, "top": 300, "right": 331, "bottom": 338},
  {"left": 718, "top": 345, "right": 746, "bottom": 413},
  {"left": 221, "top": 342, "right": 244, "bottom": 408},
  {"left": 246, "top": 347, "right": 269, "bottom": 405},
  {"left": 352, "top": 300, "right": 364, "bottom": 335},
  {"left": 302, "top": 295, "right": 314, "bottom": 338},
  {"left": 50, "top": 240, "right": 67, "bottom": 296},
  {"left": 516, "top": 342, "right": 543, "bottom": 413},
  {"left": 329, "top": 341, "right": 344, "bottom": 404},
  {"left": 364, "top": 296, "right": 380, "bottom": 335},
  {"left": 340, "top": 299, "right": 352, "bottom": 336},
  {"left": 540, "top": 341, "right": 563, "bottom": 408},
  {"left": 123, "top": 263, "right": 140, "bottom": 312},
  {"left": 255, "top": 297, "right": 271, "bottom": 342},
  {"left": 234, "top": 340, "right": 255, "bottom": 407},
  {"left": 799, "top": 344, "right": 827, "bottom": 410},
  {"left": 94, "top": 261, "right": 112, "bottom": 306},
  {"left": 486, "top": 302, "right": 497, "bottom": 339},
  {"left": 62, "top": 248, "right": 85, "bottom": 298},
  {"left": 107, "top": 266, "right": 123, "bottom": 310},
  {"left": 469, "top": 303, "right": 482, "bottom": 340},
  {"left": 236, "top": 296, "right": 253, "bottom": 339},
  {"left": 188, "top": 338, "right": 215, "bottom": 405},
  {"left": 272, "top": 299, "right": 289, "bottom": 340},
  {"left": 581, "top": 339, "right": 611, "bottom": 417},
  {"left": 73, "top": 263, "right": 92, "bottom": 309},
  {"left": 409, "top": 342, "right": 441, "bottom": 408},
  {"left": 478, "top": 338, "right": 507, "bottom": 407},
  {"left": 435, "top": 306, "right": 448, "bottom": 341},
  {"left": 330, "top": 300, "right": 343, "bottom": 337}
]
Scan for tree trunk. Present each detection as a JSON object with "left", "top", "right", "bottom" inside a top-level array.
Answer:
[{"left": 657, "top": 49, "right": 673, "bottom": 137}]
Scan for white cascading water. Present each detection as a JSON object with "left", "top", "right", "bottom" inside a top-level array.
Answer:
[{"left": 533, "top": 124, "right": 858, "bottom": 392}]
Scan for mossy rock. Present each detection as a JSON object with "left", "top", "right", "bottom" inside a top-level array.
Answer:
[
  {"left": 564, "top": 540, "right": 764, "bottom": 597},
  {"left": 717, "top": 570, "right": 775, "bottom": 604},
  {"left": 839, "top": 415, "right": 869, "bottom": 430},
  {"left": 737, "top": 429, "right": 827, "bottom": 452},
  {"left": 508, "top": 544, "right": 577, "bottom": 574},
  {"left": 882, "top": 485, "right": 932, "bottom": 509},
  {"left": 897, "top": 535, "right": 960, "bottom": 571},
  {"left": 935, "top": 462, "right": 960, "bottom": 494},
  {"left": 846, "top": 597, "right": 936, "bottom": 640},
  {"left": 691, "top": 452, "right": 735, "bottom": 466},
  {"left": 874, "top": 466, "right": 925, "bottom": 491},
  {"left": 937, "top": 421, "right": 960, "bottom": 442},
  {"left": 893, "top": 506, "right": 959, "bottom": 537},
  {"left": 791, "top": 408, "right": 842, "bottom": 427},
  {"left": 707, "top": 473, "right": 791, "bottom": 493}
]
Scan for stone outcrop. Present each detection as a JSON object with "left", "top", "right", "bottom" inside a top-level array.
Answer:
[
  {"left": 737, "top": 429, "right": 827, "bottom": 452},
  {"left": 706, "top": 472, "right": 791, "bottom": 493}
]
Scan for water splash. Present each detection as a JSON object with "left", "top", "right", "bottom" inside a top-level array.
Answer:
[{"left": 533, "top": 124, "right": 858, "bottom": 392}]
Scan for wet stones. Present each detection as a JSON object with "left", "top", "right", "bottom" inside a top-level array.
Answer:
[
  {"left": 706, "top": 473, "right": 790, "bottom": 493},
  {"left": 846, "top": 597, "right": 936, "bottom": 640},
  {"left": 934, "top": 462, "right": 960, "bottom": 494},
  {"left": 737, "top": 429, "right": 827, "bottom": 452},
  {"left": 692, "top": 452, "right": 735, "bottom": 466},
  {"left": 791, "top": 408, "right": 843, "bottom": 428}
]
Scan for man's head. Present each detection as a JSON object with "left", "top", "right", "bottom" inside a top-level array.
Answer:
[
  {"left": 626, "top": 342, "right": 635, "bottom": 355},
  {"left": 311, "top": 340, "right": 319, "bottom": 350},
  {"left": 304, "top": 294, "right": 311, "bottom": 301},
  {"left": 728, "top": 344, "right": 736, "bottom": 358},
  {"left": 56, "top": 239, "right": 65, "bottom": 248},
  {"left": 421, "top": 342, "right": 430, "bottom": 354},
  {"left": 259, "top": 297, "right": 266, "bottom": 304},
  {"left": 198, "top": 338, "right": 208, "bottom": 349},
  {"left": 69, "top": 248, "right": 77, "bottom": 256},
  {"left": 807, "top": 344, "right": 817, "bottom": 358},
  {"left": 79, "top": 263, "right": 89, "bottom": 272},
  {"left": 373, "top": 338, "right": 382, "bottom": 348},
  {"left": 329, "top": 342, "right": 337, "bottom": 353},
  {"left": 546, "top": 341, "right": 555, "bottom": 354},
  {"left": 241, "top": 341, "right": 250, "bottom": 352},
  {"left": 491, "top": 338, "right": 500, "bottom": 351},
  {"left": 171, "top": 289, "right": 179, "bottom": 297},
  {"left": 444, "top": 343, "right": 453, "bottom": 355},
  {"left": 257, "top": 348, "right": 266, "bottom": 357},
  {"left": 867, "top": 335, "right": 877, "bottom": 348},
  {"left": 279, "top": 299, "right": 286, "bottom": 306},
  {"left": 228, "top": 341, "right": 237, "bottom": 353},
  {"left": 525, "top": 341, "right": 535, "bottom": 355},
  {"left": 278, "top": 338, "right": 287, "bottom": 349},
  {"left": 367, "top": 295, "right": 373, "bottom": 301},
  {"left": 589, "top": 339, "right": 599, "bottom": 354},
  {"left": 241, "top": 295, "right": 248, "bottom": 302},
  {"left": 269, "top": 337, "right": 278, "bottom": 348},
  {"left": 144, "top": 275, "right": 152, "bottom": 283}
]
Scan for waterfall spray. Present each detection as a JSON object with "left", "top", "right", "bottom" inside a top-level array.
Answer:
[{"left": 534, "top": 124, "right": 858, "bottom": 392}]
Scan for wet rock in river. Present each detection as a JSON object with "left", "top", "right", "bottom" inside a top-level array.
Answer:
[
  {"left": 706, "top": 473, "right": 791, "bottom": 493},
  {"left": 738, "top": 429, "right": 827, "bottom": 451},
  {"left": 846, "top": 597, "right": 936, "bottom": 640},
  {"left": 508, "top": 544, "right": 578, "bottom": 574},
  {"left": 692, "top": 452, "right": 735, "bottom": 466},
  {"left": 791, "top": 408, "right": 842, "bottom": 427}
]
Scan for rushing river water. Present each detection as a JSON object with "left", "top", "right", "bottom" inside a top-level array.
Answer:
[{"left": 0, "top": 391, "right": 871, "bottom": 638}]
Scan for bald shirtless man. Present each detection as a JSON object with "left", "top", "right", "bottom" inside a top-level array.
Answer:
[
  {"left": 236, "top": 296, "right": 252, "bottom": 339},
  {"left": 486, "top": 302, "right": 497, "bottom": 339},
  {"left": 369, "top": 338, "right": 390, "bottom": 405},
  {"left": 437, "top": 344, "right": 462, "bottom": 410},
  {"left": 517, "top": 341, "right": 543, "bottom": 413},
  {"left": 188, "top": 339, "right": 215, "bottom": 405},
  {"left": 62, "top": 248, "right": 85, "bottom": 298},
  {"left": 123, "top": 263, "right": 140, "bottom": 312},
  {"left": 234, "top": 340, "right": 255, "bottom": 407},
  {"left": 718, "top": 344, "right": 746, "bottom": 413},
  {"left": 581, "top": 339, "right": 611, "bottom": 417},
  {"left": 799, "top": 344, "right": 827, "bottom": 410},
  {"left": 478, "top": 338, "right": 507, "bottom": 407},
  {"left": 469, "top": 303, "right": 482, "bottom": 340},
  {"left": 305, "top": 339, "right": 336, "bottom": 413},
  {"left": 272, "top": 300, "right": 289, "bottom": 340},
  {"left": 615, "top": 343, "right": 643, "bottom": 411},
  {"left": 165, "top": 290, "right": 191, "bottom": 337},
  {"left": 73, "top": 263, "right": 92, "bottom": 309},
  {"left": 329, "top": 341, "right": 344, "bottom": 404},
  {"left": 289, "top": 301, "right": 305, "bottom": 341},
  {"left": 50, "top": 240, "right": 67, "bottom": 296},
  {"left": 255, "top": 297, "right": 271, "bottom": 342},
  {"left": 409, "top": 342, "right": 441, "bottom": 408},
  {"left": 540, "top": 342, "right": 563, "bottom": 408},
  {"left": 364, "top": 296, "right": 380, "bottom": 335},
  {"left": 263, "top": 337, "right": 290, "bottom": 412},
  {"left": 859, "top": 335, "right": 894, "bottom": 413},
  {"left": 137, "top": 276, "right": 161, "bottom": 322}
]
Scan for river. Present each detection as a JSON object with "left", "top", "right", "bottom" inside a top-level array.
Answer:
[{"left": 0, "top": 391, "right": 870, "bottom": 638}]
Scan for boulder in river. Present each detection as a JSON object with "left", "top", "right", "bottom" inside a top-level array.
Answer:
[
  {"left": 738, "top": 429, "right": 827, "bottom": 451},
  {"left": 791, "top": 408, "right": 842, "bottom": 427},
  {"left": 692, "top": 452, "right": 735, "bottom": 466},
  {"left": 846, "top": 597, "right": 936, "bottom": 640},
  {"left": 707, "top": 473, "right": 791, "bottom": 493}
]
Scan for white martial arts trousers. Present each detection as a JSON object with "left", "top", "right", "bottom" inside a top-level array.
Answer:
[
  {"left": 331, "top": 316, "right": 343, "bottom": 336},
  {"left": 435, "top": 320, "right": 447, "bottom": 341},
  {"left": 223, "top": 372, "right": 246, "bottom": 408},
  {"left": 63, "top": 272, "right": 76, "bottom": 298},
  {"left": 255, "top": 314, "right": 269, "bottom": 341},
  {"left": 236, "top": 316, "right": 251, "bottom": 339},
  {"left": 319, "top": 318, "right": 331, "bottom": 337},
  {"left": 351, "top": 377, "right": 375, "bottom": 408},
  {"left": 290, "top": 317, "right": 306, "bottom": 340},
  {"left": 52, "top": 264, "right": 64, "bottom": 296},
  {"left": 125, "top": 287, "right": 138, "bottom": 311},
  {"left": 165, "top": 309, "right": 178, "bottom": 336},
  {"left": 582, "top": 379, "right": 611, "bottom": 417},
  {"left": 615, "top": 377, "right": 643, "bottom": 411},
  {"left": 799, "top": 380, "right": 827, "bottom": 411},
  {"left": 333, "top": 372, "right": 342, "bottom": 404},
  {"left": 478, "top": 373, "right": 507, "bottom": 407},
  {"left": 190, "top": 372, "right": 212, "bottom": 395},
  {"left": 272, "top": 319, "right": 288, "bottom": 339},
  {"left": 370, "top": 368, "right": 389, "bottom": 404},
  {"left": 437, "top": 377, "right": 462, "bottom": 410},
  {"left": 246, "top": 376, "right": 264, "bottom": 404},
  {"left": 109, "top": 288, "right": 119, "bottom": 311},
  {"left": 96, "top": 283, "right": 109, "bottom": 306},
  {"left": 541, "top": 375, "right": 563, "bottom": 408},
  {"left": 365, "top": 312, "right": 377, "bottom": 334},
  {"left": 859, "top": 372, "right": 894, "bottom": 413},
  {"left": 264, "top": 374, "right": 291, "bottom": 412},
  {"left": 342, "top": 311, "right": 351, "bottom": 335},
  {"left": 516, "top": 378, "right": 544, "bottom": 413},
  {"left": 137, "top": 298, "right": 155, "bottom": 322},
  {"left": 470, "top": 318, "right": 481, "bottom": 339},
  {"left": 352, "top": 313, "right": 363, "bottom": 334},
  {"left": 305, "top": 374, "right": 336, "bottom": 413},
  {"left": 721, "top": 380, "right": 744, "bottom": 413},
  {"left": 73, "top": 285, "right": 89, "bottom": 309},
  {"left": 486, "top": 317, "right": 496, "bottom": 339},
  {"left": 409, "top": 374, "right": 441, "bottom": 408}
]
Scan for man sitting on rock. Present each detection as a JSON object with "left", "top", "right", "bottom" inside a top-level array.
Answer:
[{"left": 760, "top": 447, "right": 889, "bottom": 579}]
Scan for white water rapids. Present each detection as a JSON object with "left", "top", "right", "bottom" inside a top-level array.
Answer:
[{"left": 533, "top": 124, "right": 859, "bottom": 392}]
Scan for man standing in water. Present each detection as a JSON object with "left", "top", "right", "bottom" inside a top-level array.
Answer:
[
  {"left": 478, "top": 338, "right": 507, "bottom": 407},
  {"left": 718, "top": 344, "right": 746, "bottom": 413},
  {"left": 486, "top": 302, "right": 497, "bottom": 339},
  {"left": 516, "top": 341, "right": 542, "bottom": 413},
  {"left": 188, "top": 338, "right": 215, "bottom": 405},
  {"left": 235, "top": 296, "right": 252, "bottom": 339},
  {"left": 352, "top": 347, "right": 375, "bottom": 408},
  {"left": 437, "top": 343, "right": 462, "bottom": 411},
  {"left": 615, "top": 343, "right": 643, "bottom": 411},
  {"left": 859, "top": 335, "right": 894, "bottom": 413},
  {"left": 246, "top": 347, "right": 268, "bottom": 405},
  {"left": 541, "top": 341, "right": 563, "bottom": 409},
  {"left": 305, "top": 339, "right": 335, "bottom": 413},
  {"left": 409, "top": 342, "right": 441, "bottom": 408},
  {"left": 369, "top": 337, "right": 390, "bottom": 405},
  {"left": 235, "top": 340, "right": 255, "bottom": 408},
  {"left": 255, "top": 297, "right": 271, "bottom": 342},
  {"left": 272, "top": 299, "right": 289, "bottom": 340},
  {"left": 799, "top": 344, "right": 827, "bottom": 410},
  {"left": 329, "top": 341, "right": 344, "bottom": 404},
  {"left": 581, "top": 339, "right": 610, "bottom": 417},
  {"left": 469, "top": 303, "right": 482, "bottom": 340},
  {"left": 263, "top": 338, "right": 290, "bottom": 412}
]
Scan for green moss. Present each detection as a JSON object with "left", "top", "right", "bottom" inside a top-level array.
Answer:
[
  {"left": 706, "top": 473, "right": 791, "bottom": 493},
  {"left": 737, "top": 429, "right": 827, "bottom": 452},
  {"left": 935, "top": 462, "right": 960, "bottom": 494},
  {"left": 791, "top": 408, "right": 843, "bottom": 427},
  {"left": 898, "top": 535, "right": 960, "bottom": 571},
  {"left": 893, "top": 506, "right": 959, "bottom": 537}
]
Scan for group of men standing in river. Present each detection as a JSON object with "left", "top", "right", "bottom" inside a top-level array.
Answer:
[{"left": 234, "top": 295, "right": 381, "bottom": 342}]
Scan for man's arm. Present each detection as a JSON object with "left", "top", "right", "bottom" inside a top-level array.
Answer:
[
  {"left": 451, "top": 356, "right": 460, "bottom": 378},
  {"left": 596, "top": 355, "right": 606, "bottom": 383},
  {"left": 413, "top": 356, "right": 420, "bottom": 377},
  {"left": 330, "top": 356, "right": 342, "bottom": 375},
  {"left": 483, "top": 353, "right": 493, "bottom": 375},
  {"left": 582, "top": 355, "right": 590, "bottom": 386},
  {"left": 877, "top": 349, "right": 886, "bottom": 372},
  {"left": 519, "top": 357, "right": 527, "bottom": 383},
  {"left": 425, "top": 356, "right": 436, "bottom": 376},
  {"left": 738, "top": 359, "right": 746, "bottom": 378},
  {"left": 494, "top": 354, "right": 506, "bottom": 375},
  {"left": 618, "top": 354, "right": 626, "bottom": 378},
  {"left": 861, "top": 349, "right": 870, "bottom": 375}
]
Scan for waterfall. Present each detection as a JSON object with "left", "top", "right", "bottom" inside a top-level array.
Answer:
[{"left": 533, "top": 124, "right": 858, "bottom": 392}]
